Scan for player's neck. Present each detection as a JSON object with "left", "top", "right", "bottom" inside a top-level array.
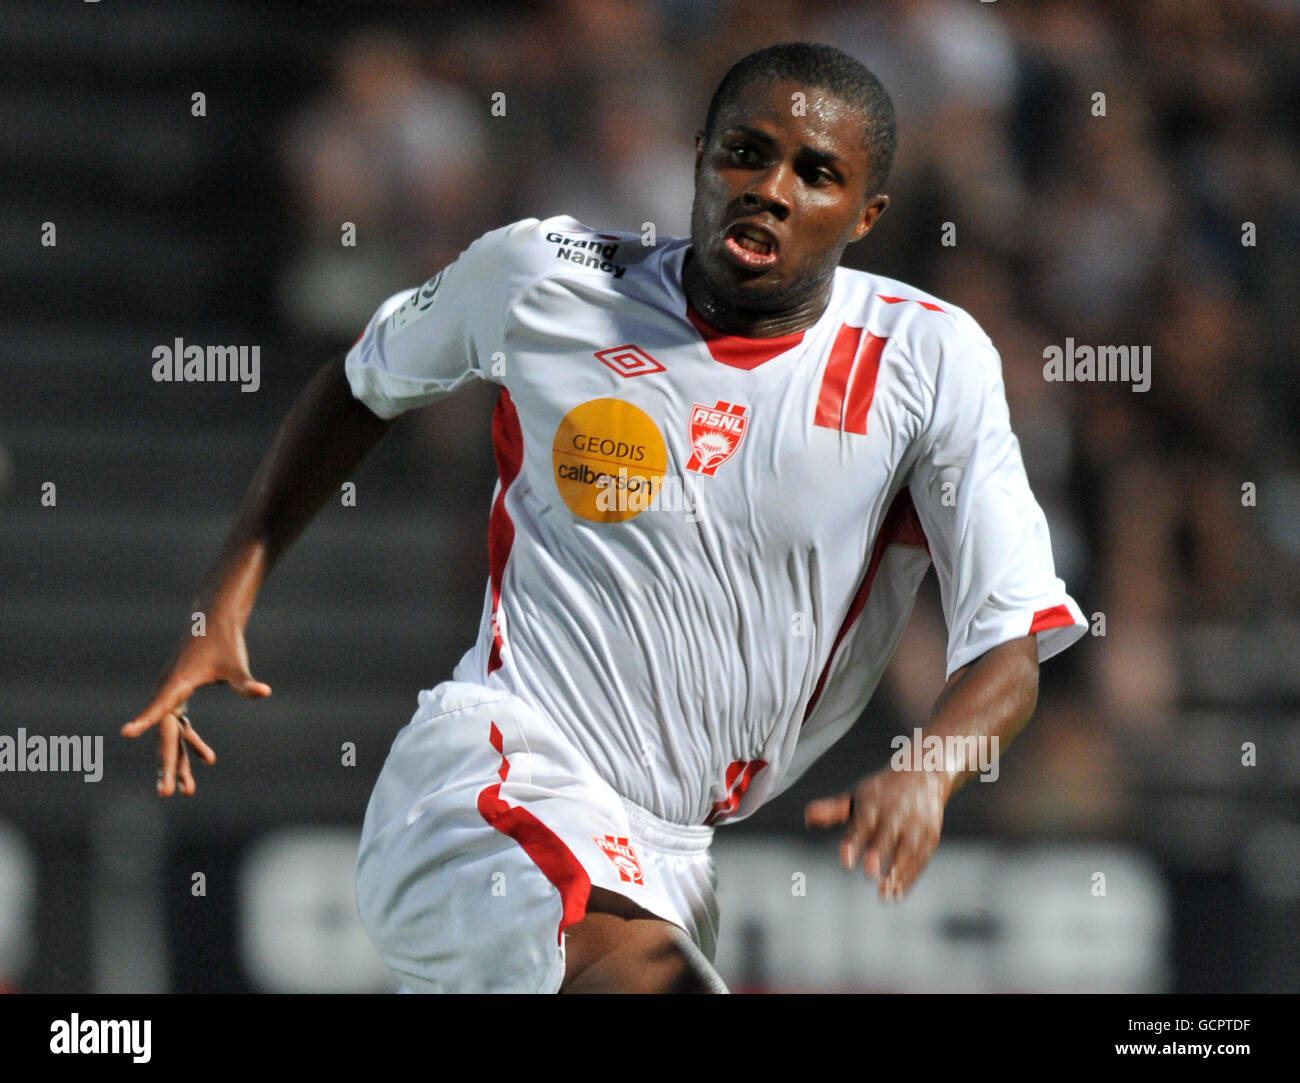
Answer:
[{"left": 681, "top": 250, "right": 831, "bottom": 338}]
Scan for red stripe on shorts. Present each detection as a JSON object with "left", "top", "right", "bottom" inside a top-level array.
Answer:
[{"left": 477, "top": 722, "right": 591, "bottom": 944}]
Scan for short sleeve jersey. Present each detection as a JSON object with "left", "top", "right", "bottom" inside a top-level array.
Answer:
[{"left": 345, "top": 216, "right": 1087, "bottom": 826}]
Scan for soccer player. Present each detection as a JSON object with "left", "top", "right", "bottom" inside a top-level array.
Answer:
[{"left": 124, "top": 42, "right": 1087, "bottom": 993}]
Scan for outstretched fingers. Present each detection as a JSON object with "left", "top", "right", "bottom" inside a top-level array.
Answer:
[
  {"left": 858, "top": 812, "right": 903, "bottom": 895},
  {"left": 843, "top": 798, "right": 885, "bottom": 875},
  {"left": 181, "top": 715, "right": 216, "bottom": 765},
  {"left": 157, "top": 712, "right": 181, "bottom": 796},
  {"left": 154, "top": 713, "right": 213, "bottom": 796},
  {"left": 121, "top": 676, "right": 194, "bottom": 739},
  {"left": 810, "top": 770, "right": 947, "bottom": 901},
  {"left": 803, "top": 792, "right": 851, "bottom": 829},
  {"left": 807, "top": 790, "right": 894, "bottom": 881},
  {"left": 175, "top": 742, "right": 196, "bottom": 796},
  {"left": 232, "top": 675, "right": 272, "bottom": 698},
  {"left": 881, "top": 825, "right": 929, "bottom": 900}
]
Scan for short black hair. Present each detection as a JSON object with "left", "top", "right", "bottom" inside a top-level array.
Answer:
[{"left": 703, "top": 42, "right": 897, "bottom": 198}]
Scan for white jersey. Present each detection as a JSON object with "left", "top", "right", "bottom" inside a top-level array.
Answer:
[{"left": 345, "top": 215, "right": 1087, "bottom": 827}]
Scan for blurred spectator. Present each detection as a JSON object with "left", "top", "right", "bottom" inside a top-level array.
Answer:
[
  {"left": 278, "top": 29, "right": 492, "bottom": 340},
  {"left": 518, "top": 76, "right": 694, "bottom": 236}
]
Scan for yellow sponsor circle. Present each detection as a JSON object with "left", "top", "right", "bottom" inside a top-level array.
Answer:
[{"left": 552, "top": 398, "right": 667, "bottom": 523}]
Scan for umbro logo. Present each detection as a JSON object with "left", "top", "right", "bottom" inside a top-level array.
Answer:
[{"left": 594, "top": 344, "right": 665, "bottom": 378}]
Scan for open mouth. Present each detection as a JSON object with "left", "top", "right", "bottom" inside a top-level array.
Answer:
[{"left": 723, "top": 222, "right": 779, "bottom": 269}]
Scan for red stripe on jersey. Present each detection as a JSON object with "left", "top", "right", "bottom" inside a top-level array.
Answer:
[
  {"left": 814, "top": 323, "right": 863, "bottom": 429},
  {"left": 478, "top": 722, "right": 591, "bottom": 944},
  {"left": 843, "top": 332, "right": 887, "bottom": 435},
  {"left": 878, "top": 294, "right": 946, "bottom": 313},
  {"left": 1028, "top": 604, "right": 1075, "bottom": 635},
  {"left": 487, "top": 389, "right": 524, "bottom": 674},
  {"left": 704, "top": 759, "right": 768, "bottom": 825},
  {"left": 687, "top": 305, "right": 806, "bottom": 370},
  {"left": 803, "top": 488, "right": 930, "bottom": 724}
]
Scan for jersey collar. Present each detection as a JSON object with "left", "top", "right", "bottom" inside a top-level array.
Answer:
[{"left": 685, "top": 304, "right": 809, "bottom": 370}]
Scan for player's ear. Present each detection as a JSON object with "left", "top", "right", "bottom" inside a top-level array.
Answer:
[
  {"left": 850, "top": 194, "right": 889, "bottom": 243},
  {"left": 693, "top": 130, "right": 706, "bottom": 170}
]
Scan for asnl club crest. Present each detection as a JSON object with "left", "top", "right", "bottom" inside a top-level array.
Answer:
[
  {"left": 686, "top": 400, "right": 749, "bottom": 476},
  {"left": 592, "top": 835, "right": 645, "bottom": 884}
]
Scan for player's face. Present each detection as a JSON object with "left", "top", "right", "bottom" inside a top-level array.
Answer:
[{"left": 687, "top": 77, "right": 888, "bottom": 324}]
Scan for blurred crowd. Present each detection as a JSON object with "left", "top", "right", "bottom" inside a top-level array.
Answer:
[{"left": 275, "top": 0, "right": 1300, "bottom": 836}]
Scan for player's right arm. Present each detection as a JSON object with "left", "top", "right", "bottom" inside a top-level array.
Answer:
[
  {"left": 126, "top": 217, "right": 548, "bottom": 796},
  {"left": 122, "top": 353, "right": 396, "bottom": 796}
]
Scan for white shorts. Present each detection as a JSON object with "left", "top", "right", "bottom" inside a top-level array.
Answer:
[{"left": 355, "top": 680, "right": 720, "bottom": 993}]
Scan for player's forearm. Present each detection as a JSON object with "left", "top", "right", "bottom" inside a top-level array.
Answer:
[
  {"left": 919, "top": 634, "right": 1039, "bottom": 801},
  {"left": 193, "top": 354, "right": 395, "bottom": 623}
]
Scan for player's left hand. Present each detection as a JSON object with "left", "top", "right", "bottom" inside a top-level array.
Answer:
[{"left": 804, "top": 765, "right": 947, "bottom": 901}]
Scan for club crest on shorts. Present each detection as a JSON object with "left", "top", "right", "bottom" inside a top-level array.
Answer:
[
  {"left": 592, "top": 835, "right": 644, "bottom": 885},
  {"left": 686, "top": 400, "right": 749, "bottom": 476}
]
